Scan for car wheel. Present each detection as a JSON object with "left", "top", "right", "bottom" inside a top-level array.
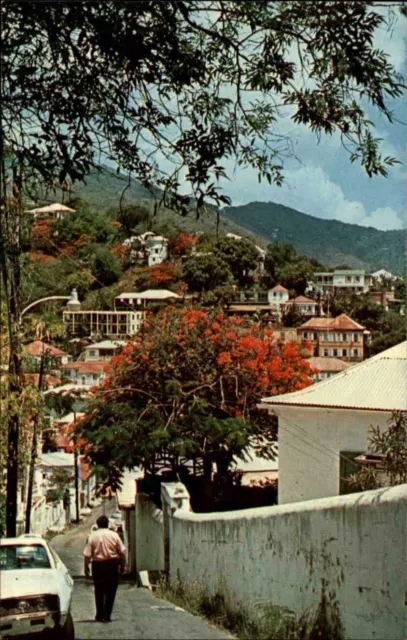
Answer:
[{"left": 53, "top": 612, "right": 75, "bottom": 640}]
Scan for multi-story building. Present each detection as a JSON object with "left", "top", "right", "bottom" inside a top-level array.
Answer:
[
  {"left": 314, "top": 269, "right": 372, "bottom": 295},
  {"left": 297, "top": 313, "right": 370, "bottom": 361},
  {"left": 62, "top": 309, "right": 145, "bottom": 338}
]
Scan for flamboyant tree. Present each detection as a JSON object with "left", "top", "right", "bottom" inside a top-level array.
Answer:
[{"left": 76, "top": 306, "right": 313, "bottom": 492}]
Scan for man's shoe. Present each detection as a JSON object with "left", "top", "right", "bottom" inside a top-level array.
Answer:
[{"left": 95, "top": 616, "right": 104, "bottom": 622}]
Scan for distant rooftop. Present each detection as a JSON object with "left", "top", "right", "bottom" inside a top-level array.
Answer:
[
  {"left": 299, "top": 313, "right": 365, "bottom": 331},
  {"left": 84, "top": 340, "right": 126, "bottom": 350},
  {"left": 24, "top": 203, "right": 76, "bottom": 214},
  {"left": 117, "top": 289, "right": 180, "bottom": 300},
  {"left": 24, "top": 340, "right": 69, "bottom": 357}
]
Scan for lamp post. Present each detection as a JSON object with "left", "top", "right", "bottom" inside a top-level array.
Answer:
[{"left": 19, "top": 289, "right": 80, "bottom": 322}]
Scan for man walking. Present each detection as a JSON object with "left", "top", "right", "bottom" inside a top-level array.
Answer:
[{"left": 84, "top": 514, "right": 126, "bottom": 623}]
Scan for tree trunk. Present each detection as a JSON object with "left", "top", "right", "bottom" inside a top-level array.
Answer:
[
  {"left": 73, "top": 417, "right": 80, "bottom": 523},
  {"left": 1, "top": 153, "right": 24, "bottom": 537},
  {"left": 25, "top": 354, "right": 45, "bottom": 533}
]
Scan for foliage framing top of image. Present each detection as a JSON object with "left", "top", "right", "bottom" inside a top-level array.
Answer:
[{"left": 2, "top": 1, "right": 405, "bottom": 211}]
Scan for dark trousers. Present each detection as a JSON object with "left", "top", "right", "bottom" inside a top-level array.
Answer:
[{"left": 92, "top": 559, "right": 120, "bottom": 621}]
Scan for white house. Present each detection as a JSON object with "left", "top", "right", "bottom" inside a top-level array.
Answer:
[
  {"left": 144, "top": 234, "right": 169, "bottom": 266},
  {"left": 371, "top": 268, "right": 397, "bottom": 282},
  {"left": 267, "top": 284, "right": 289, "bottom": 306},
  {"left": 259, "top": 341, "right": 407, "bottom": 505},
  {"left": 314, "top": 269, "right": 372, "bottom": 294},
  {"left": 282, "top": 295, "right": 318, "bottom": 317},
  {"left": 61, "top": 360, "right": 108, "bottom": 386},
  {"left": 82, "top": 340, "right": 126, "bottom": 361}
]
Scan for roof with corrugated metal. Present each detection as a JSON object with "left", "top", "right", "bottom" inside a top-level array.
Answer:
[
  {"left": 260, "top": 341, "right": 407, "bottom": 412},
  {"left": 298, "top": 313, "right": 365, "bottom": 331}
]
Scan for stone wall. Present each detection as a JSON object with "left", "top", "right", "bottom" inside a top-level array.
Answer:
[
  {"left": 167, "top": 484, "right": 407, "bottom": 640},
  {"left": 135, "top": 493, "right": 165, "bottom": 572}
]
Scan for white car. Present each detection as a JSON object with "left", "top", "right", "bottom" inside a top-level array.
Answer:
[{"left": 0, "top": 535, "right": 74, "bottom": 639}]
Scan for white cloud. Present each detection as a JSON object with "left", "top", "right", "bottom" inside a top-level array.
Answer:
[
  {"left": 222, "top": 164, "right": 404, "bottom": 230},
  {"left": 359, "top": 207, "right": 405, "bottom": 230},
  {"left": 373, "top": 5, "right": 407, "bottom": 73}
]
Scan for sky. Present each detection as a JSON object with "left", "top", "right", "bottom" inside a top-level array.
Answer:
[{"left": 218, "top": 6, "right": 407, "bottom": 231}]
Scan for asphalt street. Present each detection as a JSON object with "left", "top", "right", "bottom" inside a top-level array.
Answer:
[{"left": 51, "top": 501, "right": 232, "bottom": 640}]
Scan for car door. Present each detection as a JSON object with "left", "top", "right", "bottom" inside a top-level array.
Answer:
[{"left": 48, "top": 544, "right": 73, "bottom": 614}]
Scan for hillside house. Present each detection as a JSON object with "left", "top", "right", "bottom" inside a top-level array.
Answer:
[
  {"left": 123, "top": 232, "right": 169, "bottom": 266},
  {"left": 114, "top": 289, "right": 180, "bottom": 310},
  {"left": 36, "top": 452, "right": 96, "bottom": 509},
  {"left": 63, "top": 309, "right": 145, "bottom": 337},
  {"left": 82, "top": 340, "right": 126, "bottom": 361},
  {"left": 306, "top": 356, "right": 353, "bottom": 382},
  {"left": 24, "top": 202, "right": 76, "bottom": 221},
  {"left": 297, "top": 313, "right": 369, "bottom": 361},
  {"left": 61, "top": 360, "right": 108, "bottom": 386},
  {"left": 24, "top": 340, "right": 72, "bottom": 368},
  {"left": 225, "top": 232, "right": 266, "bottom": 274},
  {"left": 368, "top": 289, "right": 404, "bottom": 314},
  {"left": 371, "top": 268, "right": 397, "bottom": 282},
  {"left": 314, "top": 269, "right": 371, "bottom": 295},
  {"left": 282, "top": 295, "right": 318, "bottom": 317},
  {"left": 268, "top": 284, "right": 289, "bottom": 306},
  {"left": 259, "top": 341, "right": 407, "bottom": 505}
]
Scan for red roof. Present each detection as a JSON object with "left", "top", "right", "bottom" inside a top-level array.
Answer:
[
  {"left": 56, "top": 433, "right": 74, "bottom": 452},
  {"left": 298, "top": 313, "right": 365, "bottom": 331},
  {"left": 286, "top": 296, "right": 316, "bottom": 305},
  {"left": 23, "top": 373, "right": 62, "bottom": 388},
  {"left": 270, "top": 284, "right": 288, "bottom": 292},
  {"left": 25, "top": 340, "right": 68, "bottom": 357},
  {"left": 307, "top": 357, "right": 353, "bottom": 373},
  {"left": 61, "top": 360, "right": 109, "bottom": 374}
]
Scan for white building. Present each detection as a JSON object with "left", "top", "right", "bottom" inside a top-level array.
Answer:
[
  {"left": 63, "top": 309, "right": 145, "bottom": 337},
  {"left": 314, "top": 269, "right": 372, "bottom": 295},
  {"left": 259, "top": 341, "right": 407, "bottom": 505},
  {"left": 24, "top": 202, "right": 76, "bottom": 221},
  {"left": 82, "top": 340, "right": 126, "bottom": 361},
  {"left": 282, "top": 295, "right": 318, "bottom": 317},
  {"left": 24, "top": 340, "right": 72, "bottom": 367},
  {"left": 267, "top": 284, "right": 289, "bottom": 306},
  {"left": 371, "top": 268, "right": 397, "bottom": 282}
]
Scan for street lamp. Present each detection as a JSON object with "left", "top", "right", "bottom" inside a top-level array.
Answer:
[{"left": 19, "top": 289, "right": 81, "bottom": 322}]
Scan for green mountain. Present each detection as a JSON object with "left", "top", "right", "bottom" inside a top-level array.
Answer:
[
  {"left": 223, "top": 202, "right": 406, "bottom": 275},
  {"left": 51, "top": 167, "right": 405, "bottom": 274}
]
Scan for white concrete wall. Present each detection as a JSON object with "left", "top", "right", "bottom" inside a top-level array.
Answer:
[
  {"left": 168, "top": 485, "right": 407, "bottom": 640},
  {"left": 135, "top": 493, "right": 165, "bottom": 572},
  {"left": 273, "top": 407, "right": 392, "bottom": 505}
]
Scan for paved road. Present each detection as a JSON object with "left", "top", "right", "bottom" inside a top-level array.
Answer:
[{"left": 51, "top": 501, "right": 232, "bottom": 640}]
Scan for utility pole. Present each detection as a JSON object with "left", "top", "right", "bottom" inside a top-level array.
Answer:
[
  {"left": 73, "top": 411, "right": 80, "bottom": 523},
  {"left": 25, "top": 352, "right": 45, "bottom": 533}
]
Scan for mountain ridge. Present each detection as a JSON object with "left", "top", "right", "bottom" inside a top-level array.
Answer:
[{"left": 51, "top": 166, "right": 404, "bottom": 274}]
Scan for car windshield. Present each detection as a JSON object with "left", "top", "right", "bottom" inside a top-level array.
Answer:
[{"left": 0, "top": 545, "right": 51, "bottom": 570}]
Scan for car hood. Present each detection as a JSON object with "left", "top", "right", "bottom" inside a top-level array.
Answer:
[{"left": 1, "top": 570, "right": 60, "bottom": 599}]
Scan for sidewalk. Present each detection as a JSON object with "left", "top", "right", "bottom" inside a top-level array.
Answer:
[{"left": 51, "top": 501, "right": 233, "bottom": 639}]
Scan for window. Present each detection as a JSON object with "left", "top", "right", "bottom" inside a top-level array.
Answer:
[
  {"left": 342, "top": 349, "right": 347, "bottom": 357},
  {"left": 353, "top": 333, "right": 360, "bottom": 342},
  {"left": 313, "top": 333, "right": 318, "bottom": 340},
  {"left": 89, "top": 350, "right": 96, "bottom": 357},
  {"left": 0, "top": 545, "right": 51, "bottom": 570},
  {"left": 342, "top": 333, "right": 347, "bottom": 341},
  {"left": 324, "top": 349, "right": 329, "bottom": 356},
  {"left": 345, "top": 276, "right": 351, "bottom": 283},
  {"left": 303, "top": 331, "right": 308, "bottom": 339},
  {"left": 355, "top": 276, "right": 360, "bottom": 282},
  {"left": 333, "top": 349, "right": 338, "bottom": 356},
  {"left": 323, "top": 333, "right": 328, "bottom": 342},
  {"left": 353, "top": 349, "right": 359, "bottom": 357}
]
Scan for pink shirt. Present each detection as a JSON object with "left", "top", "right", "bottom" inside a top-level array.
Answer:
[{"left": 84, "top": 528, "right": 125, "bottom": 561}]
